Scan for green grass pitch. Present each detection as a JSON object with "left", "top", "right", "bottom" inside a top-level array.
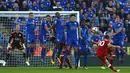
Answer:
[{"left": 0, "top": 67, "right": 130, "bottom": 73}]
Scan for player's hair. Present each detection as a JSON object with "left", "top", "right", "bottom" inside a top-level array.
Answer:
[
  {"left": 70, "top": 14, "right": 76, "bottom": 17},
  {"left": 46, "top": 15, "right": 51, "bottom": 17},
  {"left": 104, "top": 35, "right": 110, "bottom": 39},
  {"left": 29, "top": 12, "right": 33, "bottom": 15},
  {"left": 55, "top": 12, "right": 60, "bottom": 15}
]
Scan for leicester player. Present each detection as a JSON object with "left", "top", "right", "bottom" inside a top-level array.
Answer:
[
  {"left": 51, "top": 12, "right": 65, "bottom": 64},
  {"left": 39, "top": 15, "right": 54, "bottom": 62},
  {"left": 25, "top": 12, "right": 36, "bottom": 65},
  {"left": 112, "top": 16, "right": 124, "bottom": 63},
  {"left": 64, "top": 14, "right": 81, "bottom": 69},
  {"left": 6, "top": 25, "right": 26, "bottom": 65},
  {"left": 96, "top": 35, "right": 120, "bottom": 72},
  {"left": 78, "top": 20, "right": 89, "bottom": 69}
]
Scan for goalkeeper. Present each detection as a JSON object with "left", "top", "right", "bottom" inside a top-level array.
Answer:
[{"left": 5, "top": 25, "right": 26, "bottom": 65}]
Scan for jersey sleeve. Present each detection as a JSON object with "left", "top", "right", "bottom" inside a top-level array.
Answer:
[
  {"left": 25, "top": 19, "right": 32, "bottom": 26},
  {"left": 112, "top": 24, "right": 115, "bottom": 31},
  {"left": 9, "top": 32, "right": 14, "bottom": 43},
  {"left": 21, "top": 33, "right": 25, "bottom": 44}
]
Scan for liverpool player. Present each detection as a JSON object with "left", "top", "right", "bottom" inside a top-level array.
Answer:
[{"left": 96, "top": 35, "right": 120, "bottom": 72}]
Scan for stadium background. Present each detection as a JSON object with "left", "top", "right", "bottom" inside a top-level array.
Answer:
[{"left": 0, "top": 0, "right": 130, "bottom": 67}]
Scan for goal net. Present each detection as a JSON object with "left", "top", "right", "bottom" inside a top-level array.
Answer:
[{"left": 0, "top": 11, "right": 80, "bottom": 67}]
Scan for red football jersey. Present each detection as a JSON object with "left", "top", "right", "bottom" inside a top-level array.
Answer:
[{"left": 96, "top": 39, "right": 110, "bottom": 56}]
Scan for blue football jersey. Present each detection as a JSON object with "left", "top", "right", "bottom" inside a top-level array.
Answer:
[
  {"left": 112, "top": 23, "right": 124, "bottom": 39},
  {"left": 25, "top": 18, "right": 36, "bottom": 35},
  {"left": 39, "top": 20, "right": 50, "bottom": 36},
  {"left": 55, "top": 17, "right": 64, "bottom": 34},
  {"left": 66, "top": 21, "right": 79, "bottom": 39}
]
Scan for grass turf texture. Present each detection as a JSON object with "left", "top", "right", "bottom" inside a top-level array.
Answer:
[{"left": 0, "top": 67, "right": 130, "bottom": 73}]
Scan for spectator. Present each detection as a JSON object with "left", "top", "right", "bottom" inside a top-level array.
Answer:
[
  {"left": 39, "top": 2, "right": 46, "bottom": 11},
  {"left": 87, "top": 7, "right": 94, "bottom": 21},
  {"left": 0, "top": 1, "right": 7, "bottom": 11},
  {"left": 53, "top": 1, "right": 62, "bottom": 11},
  {"left": 64, "top": 3, "right": 75, "bottom": 11},
  {"left": 75, "top": 3, "right": 80, "bottom": 11},
  {"left": 29, "top": 1, "right": 38, "bottom": 11},
  {"left": 99, "top": 22, "right": 107, "bottom": 33},
  {"left": 25, "top": 0, "right": 32, "bottom": 6},
  {"left": 43, "top": 0, "right": 51, "bottom": 8},
  {"left": 99, "top": 15, "right": 108, "bottom": 26},
  {"left": 116, "top": 3, "right": 121, "bottom": 16},
  {"left": 126, "top": 14, "right": 130, "bottom": 42},
  {"left": 6, "top": 0, "right": 15, "bottom": 10},
  {"left": 106, "top": 0, "right": 114, "bottom": 16},
  {"left": 15, "top": 0, "right": 24, "bottom": 9},
  {"left": 91, "top": 14, "right": 99, "bottom": 27},
  {"left": 20, "top": 1, "right": 29, "bottom": 11},
  {"left": 13, "top": 3, "right": 19, "bottom": 11},
  {"left": 96, "top": 2, "right": 105, "bottom": 11},
  {"left": 69, "top": 0, "right": 75, "bottom": 7},
  {"left": 81, "top": 1, "right": 88, "bottom": 12},
  {"left": 108, "top": 13, "right": 116, "bottom": 23},
  {"left": 80, "top": 9, "right": 84, "bottom": 20}
]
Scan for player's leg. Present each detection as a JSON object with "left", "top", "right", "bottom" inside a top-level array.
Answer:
[
  {"left": 64, "top": 37, "right": 71, "bottom": 62},
  {"left": 98, "top": 56, "right": 120, "bottom": 72},
  {"left": 74, "top": 47, "right": 79, "bottom": 69},
  {"left": 40, "top": 44, "right": 46, "bottom": 62},
  {"left": 119, "top": 41, "right": 124, "bottom": 63},
  {"left": 55, "top": 34, "right": 64, "bottom": 64},
  {"left": 39, "top": 35, "right": 47, "bottom": 62},
  {"left": 26, "top": 44, "right": 32, "bottom": 66},
  {"left": 51, "top": 47, "right": 57, "bottom": 64},
  {"left": 83, "top": 50, "right": 88, "bottom": 69},
  {"left": 66, "top": 56, "right": 72, "bottom": 69},
  {"left": 57, "top": 43, "right": 63, "bottom": 63},
  {"left": 59, "top": 56, "right": 64, "bottom": 69}
]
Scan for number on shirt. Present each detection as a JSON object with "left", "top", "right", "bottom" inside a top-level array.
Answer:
[{"left": 98, "top": 41, "right": 105, "bottom": 46}]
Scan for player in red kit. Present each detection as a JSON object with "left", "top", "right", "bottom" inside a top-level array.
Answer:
[{"left": 96, "top": 35, "right": 120, "bottom": 72}]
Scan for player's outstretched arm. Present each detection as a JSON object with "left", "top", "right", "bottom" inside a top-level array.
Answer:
[{"left": 107, "top": 43, "right": 120, "bottom": 49}]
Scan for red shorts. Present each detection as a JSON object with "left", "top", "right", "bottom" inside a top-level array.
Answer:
[{"left": 97, "top": 55, "right": 107, "bottom": 63}]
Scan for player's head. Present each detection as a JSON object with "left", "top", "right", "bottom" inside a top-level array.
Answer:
[
  {"left": 46, "top": 15, "right": 51, "bottom": 21},
  {"left": 81, "top": 20, "right": 86, "bottom": 27},
  {"left": 55, "top": 12, "right": 60, "bottom": 18},
  {"left": 116, "top": 15, "right": 120, "bottom": 23},
  {"left": 29, "top": 12, "right": 34, "bottom": 19},
  {"left": 15, "top": 25, "right": 20, "bottom": 32},
  {"left": 104, "top": 35, "right": 110, "bottom": 40},
  {"left": 70, "top": 14, "right": 76, "bottom": 21}
]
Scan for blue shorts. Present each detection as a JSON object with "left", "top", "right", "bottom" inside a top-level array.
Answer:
[
  {"left": 39, "top": 35, "right": 46, "bottom": 44},
  {"left": 56, "top": 34, "right": 65, "bottom": 43},
  {"left": 26, "top": 34, "right": 36, "bottom": 44},
  {"left": 113, "top": 39, "right": 123, "bottom": 47},
  {"left": 66, "top": 37, "right": 79, "bottom": 47}
]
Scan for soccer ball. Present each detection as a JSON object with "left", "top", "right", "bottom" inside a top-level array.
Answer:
[{"left": 92, "top": 27, "right": 99, "bottom": 33}]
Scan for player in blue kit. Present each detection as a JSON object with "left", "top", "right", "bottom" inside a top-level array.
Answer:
[
  {"left": 51, "top": 12, "right": 65, "bottom": 64},
  {"left": 25, "top": 12, "right": 36, "bottom": 66},
  {"left": 64, "top": 14, "right": 81, "bottom": 69},
  {"left": 112, "top": 16, "right": 124, "bottom": 63},
  {"left": 39, "top": 15, "right": 54, "bottom": 62},
  {"left": 78, "top": 20, "right": 89, "bottom": 69}
]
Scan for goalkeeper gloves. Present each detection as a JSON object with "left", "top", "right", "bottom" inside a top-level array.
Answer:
[{"left": 7, "top": 43, "right": 11, "bottom": 50}]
